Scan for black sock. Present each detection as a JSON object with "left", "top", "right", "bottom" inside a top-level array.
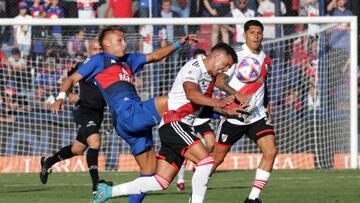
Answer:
[
  {"left": 46, "top": 145, "right": 75, "bottom": 167},
  {"left": 87, "top": 148, "right": 99, "bottom": 191}
]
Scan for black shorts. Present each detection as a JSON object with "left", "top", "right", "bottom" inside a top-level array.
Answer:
[
  {"left": 193, "top": 120, "right": 214, "bottom": 137},
  {"left": 158, "top": 121, "right": 201, "bottom": 170},
  {"left": 73, "top": 107, "right": 104, "bottom": 145},
  {"left": 216, "top": 118, "right": 275, "bottom": 146}
]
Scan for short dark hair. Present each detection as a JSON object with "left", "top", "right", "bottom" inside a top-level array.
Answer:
[
  {"left": 98, "top": 26, "right": 126, "bottom": 48},
  {"left": 11, "top": 48, "right": 21, "bottom": 55},
  {"left": 192, "top": 48, "right": 206, "bottom": 58},
  {"left": 210, "top": 42, "right": 238, "bottom": 64},
  {"left": 244, "top": 20, "right": 264, "bottom": 32}
]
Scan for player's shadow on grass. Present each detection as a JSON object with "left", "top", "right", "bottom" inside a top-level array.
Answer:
[
  {"left": 3, "top": 188, "right": 46, "bottom": 193},
  {"left": 146, "top": 191, "right": 188, "bottom": 196},
  {"left": 207, "top": 185, "right": 248, "bottom": 190}
]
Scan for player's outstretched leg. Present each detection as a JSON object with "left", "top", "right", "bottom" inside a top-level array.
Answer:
[
  {"left": 39, "top": 145, "right": 75, "bottom": 184},
  {"left": 92, "top": 180, "right": 113, "bottom": 203}
]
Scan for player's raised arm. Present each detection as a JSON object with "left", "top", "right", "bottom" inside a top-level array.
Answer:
[
  {"left": 145, "top": 34, "right": 198, "bottom": 63},
  {"left": 52, "top": 72, "right": 83, "bottom": 114}
]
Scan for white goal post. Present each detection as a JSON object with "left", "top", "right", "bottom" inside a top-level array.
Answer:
[{"left": 0, "top": 16, "right": 357, "bottom": 171}]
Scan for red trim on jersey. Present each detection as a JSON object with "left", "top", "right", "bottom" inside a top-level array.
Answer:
[
  {"left": 164, "top": 76, "right": 215, "bottom": 124},
  {"left": 163, "top": 103, "right": 200, "bottom": 123},
  {"left": 238, "top": 56, "right": 271, "bottom": 95},
  {"left": 256, "top": 129, "right": 274, "bottom": 137},
  {"left": 215, "top": 141, "right": 232, "bottom": 148},
  {"left": 204, "top": 78, "right": 215, "bottom": 97},
  {"left": 95, "top": 64, "right": 134, "bottom": 89}
]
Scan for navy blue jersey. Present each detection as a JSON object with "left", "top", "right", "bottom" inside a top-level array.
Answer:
[{"left": 76, "top": 52, "right": 146, "bottom": 116}]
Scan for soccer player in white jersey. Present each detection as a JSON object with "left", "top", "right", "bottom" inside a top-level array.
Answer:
[
  {"left": 176, "top": 48, "right": 216, "bottom": 191},
  {"left": 212, "top": 20, "right": 278, "bottom": 203},
  {"left": 92, "top": 43, "right": 242, "bottom": 203}
]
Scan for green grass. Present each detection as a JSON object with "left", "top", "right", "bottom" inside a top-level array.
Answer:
[{"left": 1, "top": 170, "right": 360, "bottom": 203}]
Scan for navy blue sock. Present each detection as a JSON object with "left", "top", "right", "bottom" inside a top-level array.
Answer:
[{"left": 128, "top": 173, "right": 154, "bottom": 203}]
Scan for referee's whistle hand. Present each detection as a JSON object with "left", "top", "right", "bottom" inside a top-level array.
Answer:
[{"left": 52, "top": 99, "right": 64, "bottom": 114}]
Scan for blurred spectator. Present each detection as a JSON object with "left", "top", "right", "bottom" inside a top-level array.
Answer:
[
  {"left": 66, "top": 28, "right": 89, "bottom": 58},
  {"left": 305, "top": 40, "right": 318, "bottom": 80},
  {"left": 107, "top": 0, "right": 133, "bottom": 18},
  {"left": 246, "top": 0, "right": 259, "bottom": 13},
  {"left": 290, "top": 35, "right": 308, "bottom": 68},
  {"left": 13, "top": 2, "right": 32, "bottom": 59},
  {"left": 30, "top": 0, "right": 47, "bottom": 58},
  {"left": 0, "top": 1, "right": 10, "bottom": 46},
  {"left": 159, "top": 0, "right": 185, "bottom": 46},
  {"left": 231, "top": 0, "right": 255, "bottom": 43},
  {"left": 7, "top": 48, "right": 26, "bottom": 74},
  {"left": 34, "top": 57, "right": 61, "bottom": 109},
  {"left": 96, "top": 0, "right": 107, "bottom": 18},
  {"left": 0, "top": 45, "right": 7, "bottom": 68},
  {"left": 304, "top": 0, "right": 320, "bottom": 37},
  {"left": 328, "top": 0, "right": 352, "bottom": 50},
  {"left": 283, "top": 89, "right": 301, "bottom": 118},
  {"left": 257, "top": 0, "right": 286, "bottom": 39},
  {"left": 172, "top": 0, "right": 190, "bottom": 18},
  {"left": 76, "top": 0, "right": 97, "bottom": 19},
  {"left": 46, "top": 0, "right": 64, "bottom": 48},
  {"left": 138, "top": 0, "right": 151, "bottom": 17},
  {"left": 307, "top": 84, "right": 320, "bottom": 111},
  {"left": 29, "top": 0, "right": 46, "bottom": 18},
  {"left": 7, "top": 48, "right": 32, "bottom": 96},
  {"left": 139, "top": 24, "right": 154, "bottom": 53},
  {"left": 203, "top": 0, "right": 232, "bottom": 45},
  {"left": 172, "top": 0, "right": 190, "bottom": 34}
]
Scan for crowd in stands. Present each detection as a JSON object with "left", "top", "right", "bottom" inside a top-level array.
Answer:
[{"left": 0, "top": 0, "right": 359, "bottom": 157}]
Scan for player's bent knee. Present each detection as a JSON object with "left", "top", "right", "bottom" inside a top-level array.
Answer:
[{"left": 71, "top": 145, "right": 85, "bottom": 155}]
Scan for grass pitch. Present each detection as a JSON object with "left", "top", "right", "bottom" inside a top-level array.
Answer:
[{"left": 1, "top": 170, "right": 359, "bottom": 203}]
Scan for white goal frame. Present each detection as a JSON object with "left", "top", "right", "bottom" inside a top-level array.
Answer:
[{"left": 0, "top": 16, "right": 357, "bottom": 168}]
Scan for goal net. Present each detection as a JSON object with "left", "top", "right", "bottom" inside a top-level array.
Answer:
[{"left": 0, "top": 17, "right": 357, "bottom": 173}]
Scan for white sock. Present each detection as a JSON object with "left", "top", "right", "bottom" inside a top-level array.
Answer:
[
  {"left": 191, "top": 155, "right": 214, "bottom": 203},
  {"left": 112, "top": 174, "right": 169, "bottom": 198},
  {"left": 248, "top": 168, "right": 271, "bottom": 200},
  {"left": 177, "top": 164, "right": 186, "bottom": 184}
]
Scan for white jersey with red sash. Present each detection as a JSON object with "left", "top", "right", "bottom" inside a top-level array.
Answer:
[
  {"left": 225, "top": 44, "right": 271, "bottom": 125},
  {"left": 161, "top": 57, "right": 215, "bottom": 126}
]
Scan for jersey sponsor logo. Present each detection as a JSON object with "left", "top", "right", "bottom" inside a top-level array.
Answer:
[
  {"left": 95, "top": 63, "right": 135, "bottom": 89},
  {"left": 86, "top": 121, "right": 96, "bottom": 127},
  {"left": 221, "top": 133, "right": 228, "bottom": 142}
]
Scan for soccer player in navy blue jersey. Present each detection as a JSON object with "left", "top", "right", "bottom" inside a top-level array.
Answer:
[
  {"left": 52, "top": 26, "right": 197, "bottom": 203},
  {"left": 40, "top": 39, "right": 109, "bottom": 195}
]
